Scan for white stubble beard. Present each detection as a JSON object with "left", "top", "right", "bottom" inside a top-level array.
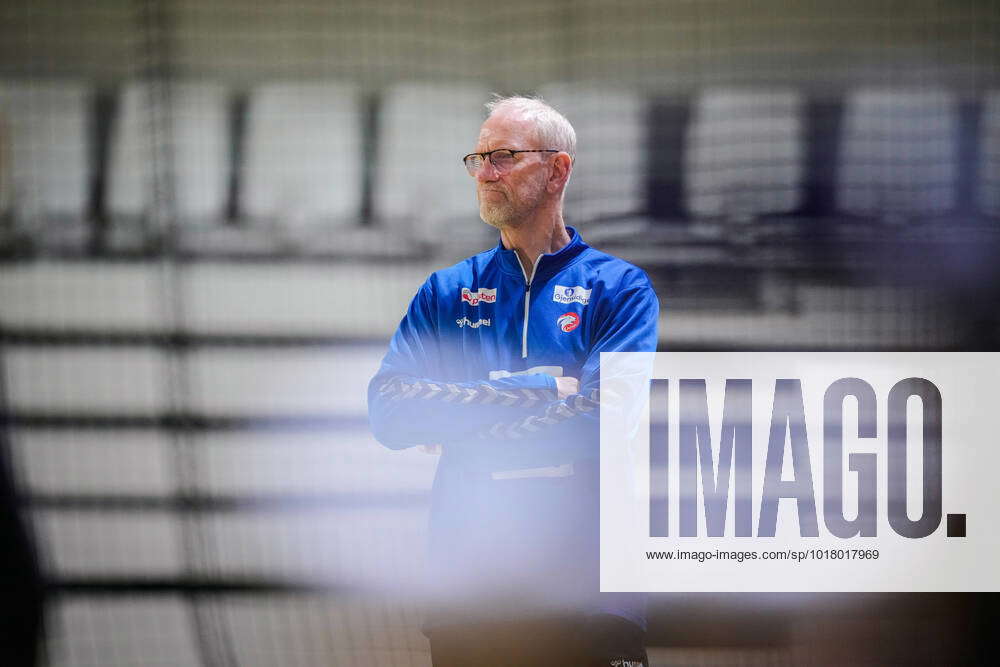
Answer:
[{"left": 478, "top": 180, "right": 545, "bottom": 231}]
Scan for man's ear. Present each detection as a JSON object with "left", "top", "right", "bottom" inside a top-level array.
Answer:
[{"left": 547, "top": 152, "right": 572, "bottom": 194}]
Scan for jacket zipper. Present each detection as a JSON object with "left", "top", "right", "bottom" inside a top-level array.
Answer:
[{"left": 517, "top": 254, "right": 543, "bottom": 359}]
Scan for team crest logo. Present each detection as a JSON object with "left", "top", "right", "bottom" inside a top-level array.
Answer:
[{"left": 557, "top": 312, "right": 580, "bottom": 332}]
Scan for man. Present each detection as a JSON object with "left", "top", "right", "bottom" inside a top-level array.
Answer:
[{"left": 368, "top": 95, "right": 658, "bottom": 667}]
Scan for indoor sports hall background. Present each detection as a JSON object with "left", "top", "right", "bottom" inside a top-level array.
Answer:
[{"left": 1, "top": 0, "right": 998, "bottom": 665}]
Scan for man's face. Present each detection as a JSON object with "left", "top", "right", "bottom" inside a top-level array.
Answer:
[{"left": 473, "top": 112, "right": 550, "bottom": 230}]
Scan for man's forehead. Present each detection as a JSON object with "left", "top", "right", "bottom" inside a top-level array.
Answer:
[{"left": 476, "top": 111, "right": 539, "bottom": 148}]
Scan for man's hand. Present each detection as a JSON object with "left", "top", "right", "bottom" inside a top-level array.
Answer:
[{"left": 555, "top": 376, "right": 580, "bottom": 399}]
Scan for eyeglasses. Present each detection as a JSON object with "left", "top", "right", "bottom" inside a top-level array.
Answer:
[{"left": 462, "top": 148, "right": 558, "bottom": 176}]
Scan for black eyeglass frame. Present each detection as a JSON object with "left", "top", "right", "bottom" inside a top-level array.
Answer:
[{"left": 462, "top": 148, "right": 559, "bottom": 174}]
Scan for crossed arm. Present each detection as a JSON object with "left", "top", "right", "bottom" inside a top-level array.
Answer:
[{"left": 367, "top": 279, "right": 658, "bottom": 451}]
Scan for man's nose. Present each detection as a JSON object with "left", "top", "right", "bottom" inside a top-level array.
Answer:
[{"left": 476, "top": 156, "right": 500, "bottom": 182}]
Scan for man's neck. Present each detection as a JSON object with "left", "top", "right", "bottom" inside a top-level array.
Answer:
[{"left": 499, "top": 211, "right": 571, "bottom": 278}]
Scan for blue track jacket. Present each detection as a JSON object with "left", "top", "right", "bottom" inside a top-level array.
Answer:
[{"left": 368, "top": 227, "right": 659, "bottom": 630}]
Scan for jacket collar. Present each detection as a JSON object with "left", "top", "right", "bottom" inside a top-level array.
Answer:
[{"left": 493, "top": 226, "right": 589, "bottom": 282}]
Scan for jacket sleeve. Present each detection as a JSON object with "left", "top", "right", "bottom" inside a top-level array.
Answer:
[
  {"left": 367, "top": 278, "right": 559, "bottom": 449},
  {"left": 479, "top": 279, "right": 659, "bottom": 444}
]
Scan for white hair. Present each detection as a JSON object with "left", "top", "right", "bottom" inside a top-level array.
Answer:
[{"left": 485, "top": 94, "right": 577, "bottom": 161}]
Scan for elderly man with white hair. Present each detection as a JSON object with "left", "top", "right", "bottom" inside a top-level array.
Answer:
[{"left": 369, "top": 94, "right": 658, "bottom": 667}]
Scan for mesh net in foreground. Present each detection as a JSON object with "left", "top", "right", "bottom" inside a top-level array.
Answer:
[{"left": 1, "top": 1, "right": 999, "bottom": 665}]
